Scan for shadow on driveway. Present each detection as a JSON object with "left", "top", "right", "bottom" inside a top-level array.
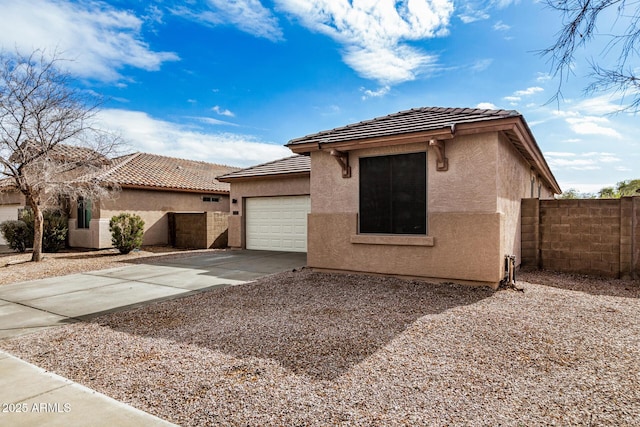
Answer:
[{"left": 94, "top": 269, "right": 494, "bottom": 381}]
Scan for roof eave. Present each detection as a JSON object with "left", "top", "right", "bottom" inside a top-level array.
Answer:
[
  {"left": 287, "top": 128, "right": 456, "bottom": 154},
  {"left": 119, "top": 184, "right": 230, "bottom": 194},
  {"left": 217, "top": 171, "right": 310, "bottom": 183}
]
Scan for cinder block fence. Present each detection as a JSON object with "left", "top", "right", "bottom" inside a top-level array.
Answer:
[
  {"left": 168, "top": 212, "right": 229, "bottom": 249},
  {"left": 522, "top": 197, "right": 640, "bottom": 279}
]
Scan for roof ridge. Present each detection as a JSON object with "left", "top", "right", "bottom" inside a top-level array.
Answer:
[
  {"left": 288, "top": 106, "right": 520, "bottom": 144},
  {"left": 134, "top": 151, "right": 240, "bottom": 170},
  {"left": 236, "top": 154, "right": 302, "bottom": 171},
  {"left": 97, "top": 152, "right": 141, "bottom": 181}
]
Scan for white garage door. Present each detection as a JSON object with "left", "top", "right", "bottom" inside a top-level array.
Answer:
[
  {"left": 0, "top": 205, "right": 19, "bottom": 245},
  {"left": 246, "top": 196, "right": 310, "bottom": 252}
]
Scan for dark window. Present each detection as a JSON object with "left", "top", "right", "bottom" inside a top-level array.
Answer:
[
  {"left": 359, "top": 152, "right": 426, "bottom": 234},
  {"left": 77, "top": 197, "right": 91, "bottom": 229},
  {"left": 202, "top": 196, "right": 220, "bottom": 202}
]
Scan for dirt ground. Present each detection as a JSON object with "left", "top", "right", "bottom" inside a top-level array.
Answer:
[{"left": 1, "top": 257, "right": 638, "bottom": 426}]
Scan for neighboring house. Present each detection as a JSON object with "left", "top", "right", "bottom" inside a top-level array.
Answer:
[
  {"left": 219, "top": 107, "right": 561, "bottom": 287},
  {"left": 0, "top": 143, "right": 109, "bottom": 246},
  {"left": 1, "top": 150, "right": 239, "bottom": 249},
  {"left": 0, "top": 180, "right": 22, "bottom": 245},
  {"left": 68, "top": 152, "right": 239, "bottom": 249}
]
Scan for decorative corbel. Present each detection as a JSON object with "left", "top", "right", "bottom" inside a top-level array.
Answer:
[
  {"left": 429, "top": 139, "right": 448, "bottom": 171},
  {"left": 330, "top": 149, "right": 351, "bottom": 178}
]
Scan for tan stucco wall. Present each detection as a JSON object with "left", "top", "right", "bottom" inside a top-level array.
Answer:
[
  {"left": 497, "top": 133, "right": 532, "bottom": 267},
  {"left": 0, "top": 191, "right": 25, "bottom": 205},
  {"left": 227, "top": 175, "right": 310, "bottom": 249},
  {"left": 68, "top": 188, "right": 229, "bottom": 249},
  {"left": 307, "top": 133, "right": 536, "bottom": 286}
]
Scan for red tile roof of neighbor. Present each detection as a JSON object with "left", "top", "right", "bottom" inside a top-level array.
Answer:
[
  {"left": 217, "top": 155, "right": 310, "bottom": 181},
  {"left": 95, "top": 152, "right": 240, "bottom": 193},
  {"left": 287, "top": 107, "right": 519, "bottom": 145}
]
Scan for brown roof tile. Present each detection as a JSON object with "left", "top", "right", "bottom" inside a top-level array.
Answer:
[
  {"left": 287, "top": 106, "right": 519, "bottom": 146},
  {"left": 217, "top": 155, "right": 310, "bottom": 181},
  {"left": 9, "top": 142, "right": 110, "bottom": 165},
  {"left": 95, "top": 152, "right": 240, "bottom": 193}
]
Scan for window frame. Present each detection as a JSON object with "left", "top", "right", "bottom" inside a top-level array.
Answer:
[
  {"left": 202, "top": 195, "right": 220, "bottom": 203},
  {"left": 77, "top": 197, "right": 91, "bottom": 229},
  {"left": 358, "top": 151, "right": 427, "bottom": 236}
]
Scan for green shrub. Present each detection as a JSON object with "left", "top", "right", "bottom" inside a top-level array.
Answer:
[
  {"left": 0, "top": 220, "right": 31, "bottom": 252},
  {"left": 20, "top": 209, "right": 68, "bottom": 253},
  {"left": 43, "top": 210, "right": 68, "bottom": 252},
  {"left": 109, "top": 213, "right": 145, "bottom": 254}
]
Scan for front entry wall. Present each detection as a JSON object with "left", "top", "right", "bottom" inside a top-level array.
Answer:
[
  {"left": 308, "top": 136, "right": 508, "bottom": 286},
  {"left": 307, "top": 212, "right": 503, "bottom": 285}
]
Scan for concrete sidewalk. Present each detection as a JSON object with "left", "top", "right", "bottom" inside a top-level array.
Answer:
[
  {"left": 0, "top": 250, "right": 306, "bottom": 426},
  {"left": 0, "top": 351, "right": 177, "bottom": 426}
]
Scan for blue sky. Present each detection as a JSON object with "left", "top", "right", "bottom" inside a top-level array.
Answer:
[{"left": 0, "top": 0, "right": 638, "bottom": 194}]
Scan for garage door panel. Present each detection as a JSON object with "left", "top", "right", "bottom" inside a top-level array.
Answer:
[{"left": 246, "top": 196, "right": 310, "bottom": 252}]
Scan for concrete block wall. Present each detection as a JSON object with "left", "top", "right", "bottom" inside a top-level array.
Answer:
[
  {"left": 521, "top": 198, "right": 540, "bottom": 269},
  {"left": 522, "top": 197, "right": 639, "bottom": 278},
  {"left": 171, "top": 212, "right": 229, "bottom": 249}
]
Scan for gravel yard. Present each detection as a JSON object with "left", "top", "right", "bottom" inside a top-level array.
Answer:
[{"left": 1, "top": 265, "right": 639, "bottom": 426}]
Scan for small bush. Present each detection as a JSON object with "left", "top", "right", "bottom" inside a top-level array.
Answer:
[
  {"left": 43, "top": 210, "right": 68, "bottom": 252},
  {"left": 109, "top": 213, "right": 145, "bottom": 254},
  {"left": 20, "top": 209, "right": 68, "bottom": 253},
  {"left": 0, "top": 220, "right": 31, "bottom": 252}
]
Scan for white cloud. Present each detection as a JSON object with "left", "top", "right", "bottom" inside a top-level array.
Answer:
[
  {"left": 171, "top": 0, "right": 283, "bottom": 41},
  {"left": 277, "top": 0, "right": 454, "bottom": 84},
  {"left": 212, "top": 106, "right": 235, "bottom": 117},
  {"left": 565, "top": 116, "right": 622, "bottom": 138},
  {"left": 514, "top": 86, "right": 544, "bottom": 96},
  {"left": 545, "top": 152, "right": 576, "bottom": 157},
  {"left": 544, "top": 151, "right": 622, "bottom": 171},
  {"left": 536, "top": 72, "right": 552, "bottom": 82},
  {"left": 360, "top": 85, "right": 391, "bottom": 100},
  {"left": 572, "top": 93, "right": 628, "bottom": 115},
  {"left": 457, "top": 7, "right": 489, "bottom": 24},
  {"left": 493, "top": 21, "right": 510, "bottom": 31},
  {"left": 193, "top": 116, "right": 238, "bottom": 126},
  {"left": 476, "top": 102, "right": 498, "bottom": 109},
  {"left": 503, "top": 96, "right": 521, "bottom": 102},
  {"left": 503, "top": 86, "right": 544, "bottom": 106},
  {"left": 471, "top": 59, "right": 493, "bottom": 72},
  {"left": 97, "top": 109, "right": 291, "bottom": 167},
  {"left": 0, "top": 0, "right": 178, "bottom": 81}
]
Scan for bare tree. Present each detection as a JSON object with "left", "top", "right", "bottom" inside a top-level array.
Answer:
[
  {"left": 0, "top": 50, "right": 121, "bottom": 261},
  {"left": 541, "top": 0, "right": 640, "bottom": 110}
]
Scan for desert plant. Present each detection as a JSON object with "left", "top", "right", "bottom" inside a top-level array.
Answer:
[
  {"left": 0, "top": 220, "right": 31, "bottom": 252},
  {"left": 20, "top": 209, "right": 68, "bottom": 253},
  {"left": 109, "top": 213, "right": 145, "bottom": 254}
]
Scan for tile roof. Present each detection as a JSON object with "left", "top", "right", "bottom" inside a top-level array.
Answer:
[
  {"left": 94, "top": 152, "right": 240, "bottom": 193},
  {"left": 287, "top": 107, "right": 520, "bottom": 146},
  {"left": 9, "top": 142, "right": 110, "bottom": 165},
  {"left": 217, "top": 155, "right": 310, "bottom": 181}
]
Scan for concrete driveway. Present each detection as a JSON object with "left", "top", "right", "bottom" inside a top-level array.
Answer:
[{"left": 0, "top": 250, "right": 306, "bottom": 340}]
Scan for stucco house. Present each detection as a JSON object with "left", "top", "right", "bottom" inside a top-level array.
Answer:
[
  {"left": 68, "top": 152, "right": 239, "bottom": 249},
  {"left": 218, "top": 107, "right": 561, "bottom": 288},
  {"left": 1, "top": 151, "right": 239, "bottom": 248}
]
